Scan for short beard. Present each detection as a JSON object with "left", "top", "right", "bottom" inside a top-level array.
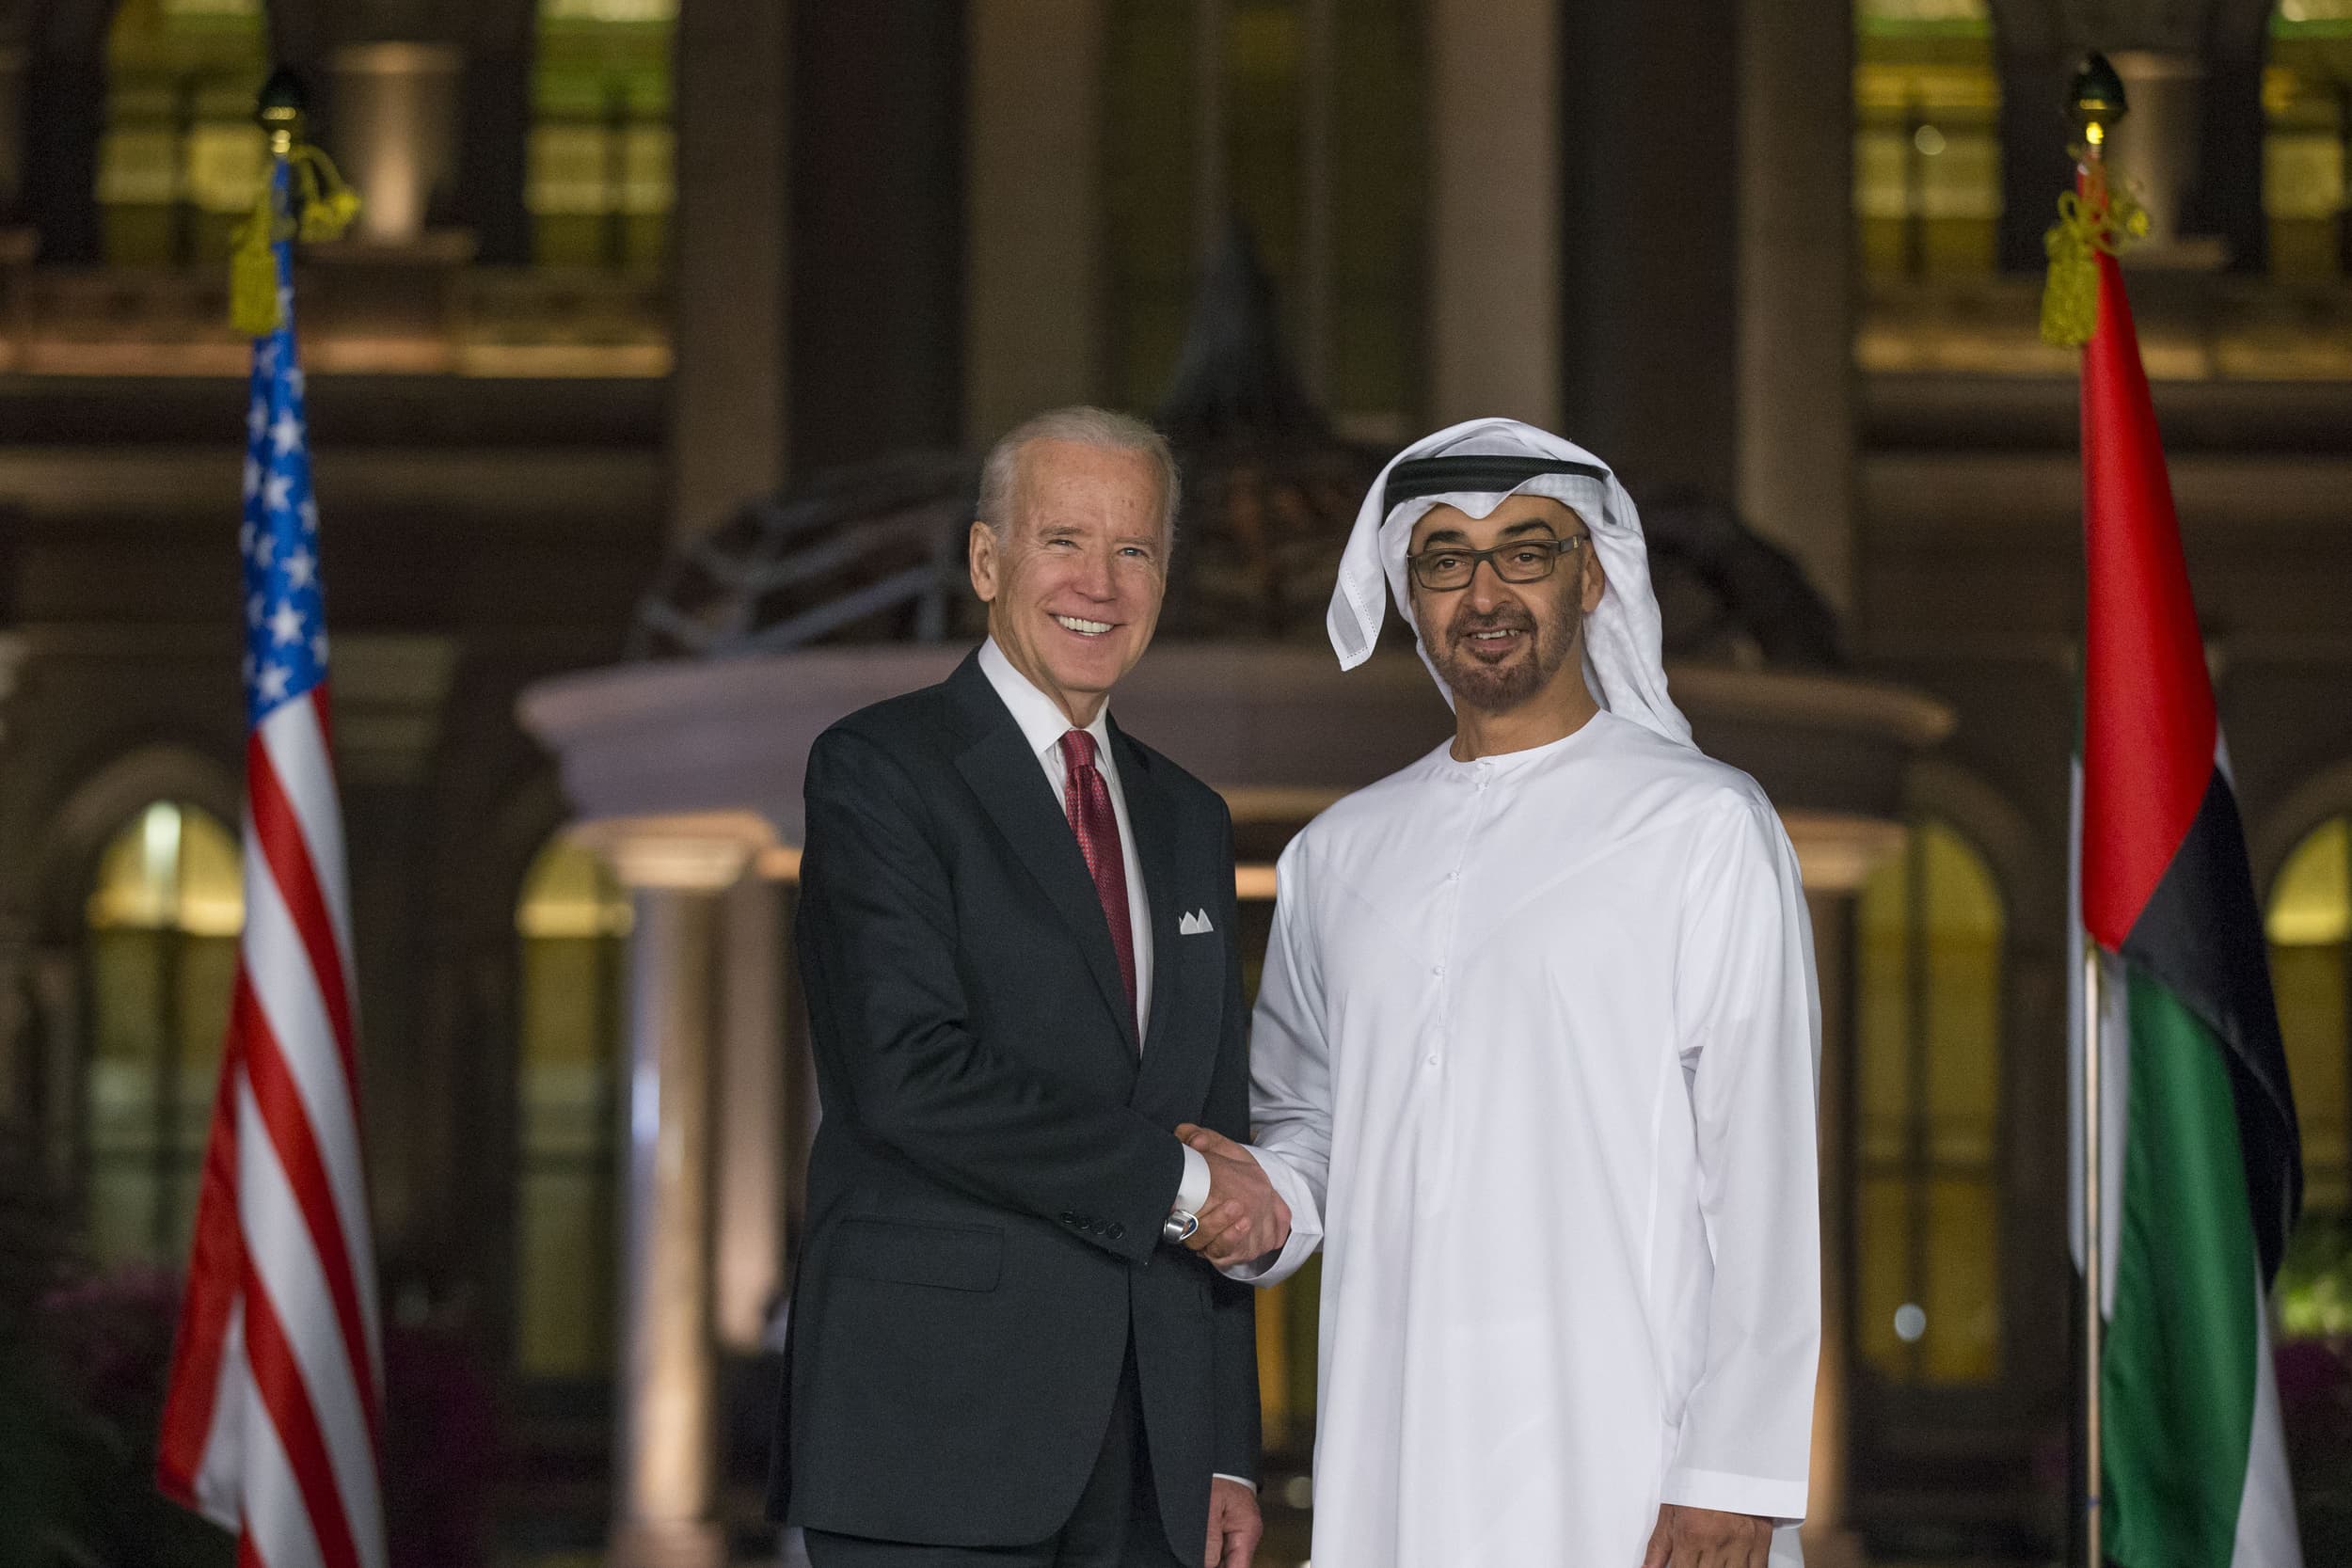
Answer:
[{"left": 1425, "top": 595, "right": 1581, "bottom": 716}]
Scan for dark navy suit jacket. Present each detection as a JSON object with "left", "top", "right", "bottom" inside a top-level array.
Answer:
[{"left": 769, "top": 649, "right": 1259, "bottom": 1558}]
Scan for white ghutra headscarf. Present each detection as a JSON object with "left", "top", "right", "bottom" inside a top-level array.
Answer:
[{"left": 1326, "top": 417, "right": 1694, "bottom": 751}]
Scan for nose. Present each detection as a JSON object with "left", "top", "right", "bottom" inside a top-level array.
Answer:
[
  {"left": 1463, "top": 556, "right": 1513, "bottom": 612},
  {"left": 1075, "top": 543, "right": 1119, "bottom": 602}
]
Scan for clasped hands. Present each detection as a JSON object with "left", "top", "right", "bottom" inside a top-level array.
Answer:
[{"left": 1172, "top": 1124, "right": 1291, "bottom": 1267}]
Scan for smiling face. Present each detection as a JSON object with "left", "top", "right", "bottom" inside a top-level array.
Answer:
[
  {"left": 969, "top": 437, "right": 1170, "bottom": 726},
  {"left": 1406, "top": 493, "right": 1603, "bottom": 715}
]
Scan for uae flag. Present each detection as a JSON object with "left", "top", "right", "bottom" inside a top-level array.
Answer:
[{"left": 2071, "top": 239, "right": 2304, "bottom": 1564}]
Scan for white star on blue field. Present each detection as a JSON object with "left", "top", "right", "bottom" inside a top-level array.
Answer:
[{"left": 241, "top": 229, "right": 327, "bottom": 727}]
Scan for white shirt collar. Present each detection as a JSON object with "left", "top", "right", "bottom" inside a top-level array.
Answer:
[{"left": 977, "top": 636, "right": 1116, "bottom": 771}]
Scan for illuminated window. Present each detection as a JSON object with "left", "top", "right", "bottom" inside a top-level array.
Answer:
[
  {"left": 529, "top": 0, "right": 676, "bottom": 271},
  {"left": 1856, "top": 818, "right": 2006, "bottom": 1385},
  {"left": 1853, "top": 0, "right": 2002, "bottom": 277},
  {"left": 83, "top": 802, "right": 244, "bottom": 1265},
  {"left": 97, "top": 0, "right": 270, "bottom": 266},
  {"left": 513, "top": 839, "right": 631, "bottom": 1378},
  {"left": 2266, "top": 3, "right": 2352, "bottom": 279},
  {"left": 1104, "top": 0, "right": 1423, "bottom": 431}
]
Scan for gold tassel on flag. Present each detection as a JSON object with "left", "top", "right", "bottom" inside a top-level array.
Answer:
[
  {"left": 230, "top": 69, "right": 361, "bottom": 338},
  {"left": 2040, "top": 54, "right": 2146, "bottom": 349}
]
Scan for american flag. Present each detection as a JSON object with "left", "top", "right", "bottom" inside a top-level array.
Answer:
[{"left": 158, "top": 156, "right": 387, "bottom": 1568}]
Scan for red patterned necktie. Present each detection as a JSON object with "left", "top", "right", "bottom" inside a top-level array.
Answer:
[{"left": 1059, "top": 729, "right": 1138, "bottom": 1030}]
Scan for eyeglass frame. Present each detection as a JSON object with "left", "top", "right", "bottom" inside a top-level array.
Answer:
[{"left": 1403, "top": 532, "right": 1589, "bottom": 593}]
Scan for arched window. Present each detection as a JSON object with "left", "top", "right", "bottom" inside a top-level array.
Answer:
[
  {"left": 1103, "top": 0, "right": 1423, "bottom": 433},
  {"left": 528, "top": 0, "right": 676, "bottom": 271},
  {"left": 1853, "top": 0, "right": 2002, "bottom": 277},
  {"left": 96, "top": 0, "right": 270, "bottom": 267},
  {"left": 1855, "top": 817, "right": 2006, "bottom": 1385},
  {"left": 513, "top": 839, "right": 630, "bottom": 1378},
  {"left": 83, "top": 800, "right": 243, "bottom": 1265},
  {"left": 2265, "top": 3, "right": 2352, "bottom": 279}
]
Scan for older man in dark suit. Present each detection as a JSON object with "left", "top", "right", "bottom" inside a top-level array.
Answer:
[{"left": 770, "top": 407, "right": 1291, "bottom": 1568}]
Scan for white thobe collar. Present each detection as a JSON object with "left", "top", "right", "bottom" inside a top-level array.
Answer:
[{"left": 1437, "top": 708, "right": 1617, "bottom": 778}]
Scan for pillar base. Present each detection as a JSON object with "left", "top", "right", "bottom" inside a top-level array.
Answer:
[{"left": 611, "top": 1520, "right": 729, "bottom": 1568}]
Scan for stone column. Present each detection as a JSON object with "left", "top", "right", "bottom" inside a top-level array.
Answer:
[
  {"left": 327, "top": 43, "right": 462, "bottom": 246},
  {"left": 1426, "top": 0, "right": 1560, "bottom": 428},
  {"left": 1736, "top": 0, "right": 1855, "bottom": 616},
  {"left": 670, "top": 0, "right": 789, "bottom": 535},
  {"left": 581, "top": 817, "right": 764, "bottom": 1568},
  {"left": 964, "top": 0, "right": 1106, "bottom": 444},
  {"left": 713, "top": 872, "right": 786, "bottom": 1351},
  {"left": 2106, "top": 52, "right": 2224, "bottom": 266},
  {"left": 1785, "top": 811, "right": 1903, "bottom": 1568}
]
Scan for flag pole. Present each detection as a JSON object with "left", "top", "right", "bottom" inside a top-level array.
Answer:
[
  {"left": 2062, "top": 54, "right": 2128, "bottom": 1568},
  {"left": 2082, "top": 935, "right": 2105, "bottom": 1568}
]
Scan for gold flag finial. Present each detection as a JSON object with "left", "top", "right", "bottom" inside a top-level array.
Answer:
[
  {"left": 2040, "top": 53, "right": 2148, "bottom": 348},
  {"left": 230, "top": 69, "right": 362, "bottom": 337}
]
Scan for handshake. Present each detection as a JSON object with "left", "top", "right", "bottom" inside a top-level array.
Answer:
[{"left": 1173, "top": 1123, "right": 1293, "bottom": 1269}]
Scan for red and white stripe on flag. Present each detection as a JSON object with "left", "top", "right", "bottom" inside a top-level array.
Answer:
[{"left": 158, "top": 691, "right": 387, "bottom": 1568}]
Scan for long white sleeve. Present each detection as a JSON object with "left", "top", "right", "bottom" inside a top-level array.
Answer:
[
  {"left": 1658, "top": 798, "right": 1822, "bottom": 1523},
  {"left": 1221, "top": 841, "right": 1327, "bottom": 1286}
]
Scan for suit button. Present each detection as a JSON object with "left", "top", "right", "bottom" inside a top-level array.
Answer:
[
  {"left": 1060, "top": 1212, "right": 1078, "bottom": 1226},
  {"left": 1090, "top": 1221, "right": 1106, "bottom": 1234},
  {"left": 1108, "top": 1223, "right": 1125, "bottom": 1241}
]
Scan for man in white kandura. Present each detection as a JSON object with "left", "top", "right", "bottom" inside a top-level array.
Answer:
[{"left": 1181, "top": 419, "right": 1822, "bottom": 1568}]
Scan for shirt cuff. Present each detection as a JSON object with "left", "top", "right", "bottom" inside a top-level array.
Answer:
[
  {"left": 1216, "top": 1147, "right": 1323, "bottom": 1285},
  {"left": 1658, "top": 1465, "right": 1808, "bottom": 1525},
  {"left": 1175, "top": 1142, "right": 1212, "bottom": 1215},
  {"left": 1212, "top": 1472, "right": 1257, "bottom": 1491}
]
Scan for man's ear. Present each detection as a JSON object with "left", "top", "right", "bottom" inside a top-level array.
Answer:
[
  {"left": 969, "top": 520, "right": 1000, "bottom": 603},
  {"left": 1581, "top": 546, "right": 1607, "bottom": 615}
]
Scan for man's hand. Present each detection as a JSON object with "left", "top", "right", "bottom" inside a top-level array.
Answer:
[
  {"left": 1204, "top": 1475, "right": 1263, "bottom": 1568},
  {"left": 1174, "top": 1124, "right": 1291, "bottom": 1267},
  {"left": 1639, "top": 1503, "right": 1772, "bottom": 1568}
]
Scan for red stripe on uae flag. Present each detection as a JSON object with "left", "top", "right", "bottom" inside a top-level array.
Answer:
[{"left": 2079, "top": 244, "right": 2218, "bottom": 949}]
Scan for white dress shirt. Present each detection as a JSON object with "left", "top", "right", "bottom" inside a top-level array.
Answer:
[{"left": 977, "top": 639, "right": 1212, "bottom": 1216}]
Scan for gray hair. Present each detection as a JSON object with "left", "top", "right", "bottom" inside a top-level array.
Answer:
[{"left": 976, "top": 405, "right": 1181, "bottom": 543}]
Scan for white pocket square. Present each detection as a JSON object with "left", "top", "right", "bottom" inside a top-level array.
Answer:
[{"left": 1178, "top": 909, "right": 1215, "bottom": 936}]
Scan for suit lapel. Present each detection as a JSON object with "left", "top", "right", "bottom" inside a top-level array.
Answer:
[
  {"left": 947, "top": 657, "right": 1139, "bottom": 1053},
  {"left": 1117, "top": 726, "right": 1184, "bottom": 1058},
  {"left": 1118, "top": 724, "right": 1211, "bottom": 1119}
]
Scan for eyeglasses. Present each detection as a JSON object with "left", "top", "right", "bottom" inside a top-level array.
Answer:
[{"left": 1405, "top": 535, "right": 1586, "bottom": 592}]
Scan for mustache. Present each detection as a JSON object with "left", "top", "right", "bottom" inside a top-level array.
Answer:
[{"left": 1443, "top": 604, "right": 1538, "bottom": 641}]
